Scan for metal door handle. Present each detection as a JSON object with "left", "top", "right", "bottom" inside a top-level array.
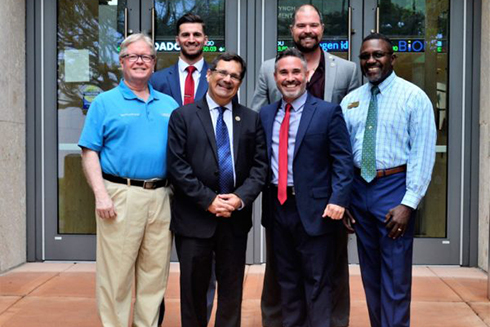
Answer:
[
  {"left": 151, "top": 7, "right": 155, "bottom": 45},
  {"left": 348, "top": 6, "right": 353, "bottom": 61},
  {"left": 124, "top": 7, "right": 128, "bottom": 38},
  {"left": 375, "top": 6, "right": 380, "bottom": 33}
]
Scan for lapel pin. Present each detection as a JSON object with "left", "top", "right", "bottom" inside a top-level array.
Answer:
[
  {"left": 348, "top": 101, "right": 359, "bottom": 109},
  {"left": 235, "top": 116, "right": 241, "bottom": 122}
]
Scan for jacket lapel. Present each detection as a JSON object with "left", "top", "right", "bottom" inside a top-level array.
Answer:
[
  {"left": 232, "top": 103, "right": 242, "bottom": 163},
  {"left": 195, "top": 99, "right": 218, "bottom": 164},
  {"left": 294, "top": 94, "right": 316, "bottom": 159},
  {"left": 195, "top": 61, "right": 209, "bottom": 101},
  {"left": 169, "top": 64, "right": 183, "bottom": 106},
  {"left": 323, "top": 51, "right": 337, "bottom": 103},
  {"left": 264, "top": 101, "right": 281, "bottom": 162}
]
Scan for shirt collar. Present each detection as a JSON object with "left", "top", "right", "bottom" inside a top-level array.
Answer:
[
  {"left": 118, "top": 79, "right": 159, "bottom": 102},
  {"left": 370, "top": 71, "right": 396, "bottom": 95},
  {"left": 178, "top": 57, "right": 205, "bottom": 74},
  {"left": 281, "top": 90, "right": 308, "bottom": 112},
  {"left": 206, "top": 93, "right": 233, "bottom": 112}
]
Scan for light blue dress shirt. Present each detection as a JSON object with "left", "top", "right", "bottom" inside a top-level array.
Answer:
[
  {"left": 341, "top": 72, "right": 436, "bottom": 209},
  {"left": 271, "top": 91, "right": 308, "bottom": 186},
  {"left": 206, "top": 93, "right": 236, "bottom": 185}
]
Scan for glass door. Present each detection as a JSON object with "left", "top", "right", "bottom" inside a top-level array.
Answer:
[
  {"left": 45, "top": 0, "right": 234, "bottom": 260},
  {"left": 262, "top": 0, "right": 462, "bottom": 264},
  {"left": 365, "top": 0, "right": 459, "bottom": 264}
]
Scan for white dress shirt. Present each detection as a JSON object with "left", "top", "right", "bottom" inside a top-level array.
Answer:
[{"left": 178, "top": 57, "right": 205, "bottom": 104}]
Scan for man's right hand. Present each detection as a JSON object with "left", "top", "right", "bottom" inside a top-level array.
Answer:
[
  {"left": 208, "top": 196, "right": 235, "bottom": 218},
  {"left": 96, "top": 193, "right": 117, "bottom": 219}
]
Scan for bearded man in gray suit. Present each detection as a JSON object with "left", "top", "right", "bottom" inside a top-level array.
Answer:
[{"left": 251, "top": 4, "right": 359, "bottom": 327}]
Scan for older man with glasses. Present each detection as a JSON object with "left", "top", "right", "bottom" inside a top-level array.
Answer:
[
  {"left": 167, "top": 52, "right": 268, "bottom": 327},
  {"left": 79, "top": 33, "right": 178, "bottom": 327}
]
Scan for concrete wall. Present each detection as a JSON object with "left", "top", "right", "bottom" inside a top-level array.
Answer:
[
  {"left": 0, "top": 0, "right": 26, "bottom": 272},
  {"left": 479, "top": 0, "right": 490, "bottom": 271}
]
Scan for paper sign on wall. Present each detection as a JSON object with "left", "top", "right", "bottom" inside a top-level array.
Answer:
[{"left": 64, "top": 49, "right": 90, "bottom": 82}]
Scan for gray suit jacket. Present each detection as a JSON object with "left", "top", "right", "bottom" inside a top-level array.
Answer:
[{"left": 251, "top": 50, "right": 360, "bottom": 111}]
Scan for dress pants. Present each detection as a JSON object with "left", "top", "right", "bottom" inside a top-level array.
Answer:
[
  {"left": 262, "top": 203, "right": 350, "bottom": 327},
  {"left": 175, "top": 220, "right": 248, "bottom": 327},
  {"left": 350, "top": 172, "right": 415, "bottom": 327},
  {"left": 158, "top": 254, "right": 216, "bottom": 326},
  {"left": 96, "top": 180, "right": 173, "bottom": 327},
  {"left": 271, "top": 194, "right": 336, "bottom": 327}
]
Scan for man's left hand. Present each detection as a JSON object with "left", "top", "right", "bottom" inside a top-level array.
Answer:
[
  {"left": 218, "top": 193, "right": 243, "bottom": 212},
  {"left": 322, "top": 204, "right": 345, "bottom": 220},
  {"left": 385, "top": 204, "right": 413, "bottom": 239}
]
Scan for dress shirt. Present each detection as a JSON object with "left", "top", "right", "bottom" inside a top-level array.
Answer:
[
  {"left": 341, "top": 72, "right": 436, "bottom": 209},
  {"left": 271, "top": 91, "right": 308, "bottom": 186},
  {"left": 178, "top": 57, "right": 204, "bottom": 104},
  {"left": 206, "top": 93, "right": 236, "bottom": 185},
  {"left": 306, "top": 51, "right": 325, "bottom": 100}
]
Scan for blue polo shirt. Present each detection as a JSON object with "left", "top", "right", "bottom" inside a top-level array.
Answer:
[{"left": 78, "top": 80, "right": 179, "bottom": 179}]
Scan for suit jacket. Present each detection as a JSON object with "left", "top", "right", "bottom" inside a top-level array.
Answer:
[
  {"left": 168, "top": 98, "right": 268, "bottom": 238},
  {"left": 260, "top": 93, "right": 354, "bottom": 236},
  {"left": 251, "top": 51, "right": 359, "bottom": 111},
  {"left": 150, "top": 61, "right": 209, "bottom": 106}
]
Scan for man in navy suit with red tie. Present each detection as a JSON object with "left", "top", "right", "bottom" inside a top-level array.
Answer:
[
  {"left": 150, "top": 13, "right": 209, "bottom": 105},
  {"left": 259, "top": 48, "right": 353, "bottom": 327}
]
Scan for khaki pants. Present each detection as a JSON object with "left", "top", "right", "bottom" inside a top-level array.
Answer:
[{"left": 96, "top": 180, "right": 173, "bottom": 327}]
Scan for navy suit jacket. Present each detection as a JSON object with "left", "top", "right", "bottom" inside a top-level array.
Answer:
[
  {"left": 260, "top": 93, "right": 354, "bottom": 236},
  {"left": 150, "top": 61, "right": 209, "bottom": 106}
]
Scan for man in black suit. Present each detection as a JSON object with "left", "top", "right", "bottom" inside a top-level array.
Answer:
[{"left": 167, "top": 52, "right": 268, "bottom": 327}]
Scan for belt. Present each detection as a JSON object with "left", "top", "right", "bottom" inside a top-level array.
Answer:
[
  {"left": 355, "top": 165, "right": 407, "bottom": 178},
  {"left": 102, "top": 172, "right": 169, "bottom": 189},
  {"left": 270, "top": 184, "right": 295, "bottom": 196}
]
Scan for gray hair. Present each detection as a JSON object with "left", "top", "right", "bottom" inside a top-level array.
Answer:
[{"left": 119, "top": 33, "right": 156, "bottom": 59}]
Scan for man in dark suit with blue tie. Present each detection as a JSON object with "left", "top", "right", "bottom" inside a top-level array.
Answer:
[
  {"left": 150, "top": 13, "right": 209, "bottom": 105},
  {"left": 259, "top": 48, "right": 353, "bottom": 327},
  {"left": 167, "top": 52, "right": 268, "bottom": 327}
]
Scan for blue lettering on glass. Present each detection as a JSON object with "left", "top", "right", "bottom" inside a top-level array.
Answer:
[{"left": 392, "top": 39, "right": 426, "bottom": 52}]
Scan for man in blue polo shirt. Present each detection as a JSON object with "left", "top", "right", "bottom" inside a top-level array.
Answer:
[{"left": 79, "top": 33, "right": 178, "bottom": 327}]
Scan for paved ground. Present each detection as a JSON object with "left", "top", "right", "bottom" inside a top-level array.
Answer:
[{"left": 0, "top": 263, "right": 489, "bottom": 326}]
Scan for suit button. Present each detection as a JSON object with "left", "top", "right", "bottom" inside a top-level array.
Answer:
[{"left": 214, "top": 170, "right": 219, "bottom": 176}]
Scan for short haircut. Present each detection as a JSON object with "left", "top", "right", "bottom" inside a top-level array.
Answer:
[
  {"left": 362, "top": 33, "right": 394, "bottom": 52},
  {"left": 119, "top": 33, "right": 155, "bottom": 59},
  {"left": 291, "top": 4, "right": 323, "bottom": 26},
  {"left": 176, "top": 13, "right": 206, "bottom": 35},
  {"left": 209, "top": 52, "right": 247, "bottom": 80},
  {"left": 274, "top": 48, "right": 307, "bottom": 71}
]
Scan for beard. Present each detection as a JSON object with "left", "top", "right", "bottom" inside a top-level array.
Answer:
[
  {"left": 181, "top": 47, "right": 204, "bottom": 61},
  {"left": 293, "top": 35, "right": 320, "bottom": 53}
]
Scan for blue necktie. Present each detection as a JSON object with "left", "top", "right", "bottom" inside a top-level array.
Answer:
[{"left": 216, "top": 107, "right": 234, "bottom": 193}]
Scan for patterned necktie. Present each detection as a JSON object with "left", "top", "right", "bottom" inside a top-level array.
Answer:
[
  {"left": 216, "top": 107, "right": 234, "bottom": 193},
  {"left": 278, "top": 103, "right": 292, "bottom": 205},
  {"left": 361, "top": 86, "right": 380, "bottom": 183},
  {"left": 184, "top": 66, "right": 196, "bottom": 105}
]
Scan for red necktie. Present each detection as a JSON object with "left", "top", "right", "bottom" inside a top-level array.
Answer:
[
  {"left": 184, "top": 66, "right": 196, "bottom": 105},
  {"left": 278, "top": 103, "right": 292, "bottom": 205}
]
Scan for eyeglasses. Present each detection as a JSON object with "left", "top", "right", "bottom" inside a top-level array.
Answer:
[
  {"left": 358, "top": 51, "right": 393, "bottom": 61},
  {"left": 211, "top": 69, "right": 242, "bottom": 82},
  {"left": 122, "top": 54, "right": 155, "bottom": 63}
]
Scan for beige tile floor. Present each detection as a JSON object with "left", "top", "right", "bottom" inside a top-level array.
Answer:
[{"left": 0, "top": 263, "right": 488, "bottom": 327}]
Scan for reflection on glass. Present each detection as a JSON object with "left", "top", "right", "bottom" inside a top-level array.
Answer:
[
  {"left": 57, "top": 0, "right": 126, "bottom": 234},
  {"left": 277, "top": 0, "right": 349, "bottom": 58},
  {"left": 379, "top": 0, "right": 449, "bottom": 238},
  {"left": 154, "top": 0, "right": 226, "bottom": 70}
]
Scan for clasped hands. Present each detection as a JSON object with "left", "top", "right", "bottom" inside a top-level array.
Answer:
[{"left": 208, "top": 194, "right": 242, "bottom": 218}]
